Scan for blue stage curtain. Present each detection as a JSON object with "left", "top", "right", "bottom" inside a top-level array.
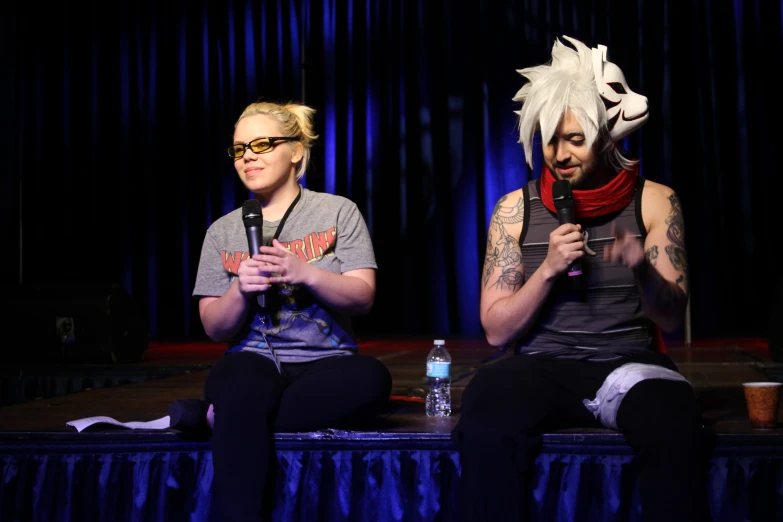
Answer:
[
  {"left": 3, "top": 0, "right": 779, "bottom": 341},
  {"left": 1, "top": 444, "right": 781, "bottom": 522}
]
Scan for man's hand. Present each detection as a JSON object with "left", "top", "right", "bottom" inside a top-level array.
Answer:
[
  {"left": 604, "top": 224, "right": 645, "bottom": 270},
  {"left": 543, "top": 223, "right": 585, "bottom": 279}
]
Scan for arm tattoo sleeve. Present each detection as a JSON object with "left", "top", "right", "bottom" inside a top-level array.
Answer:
[
  {"left": 482, "top": 196, "right": 525, "bottom": 291},
  {"left": 664, "top": 194, "right": 689, "bottom": 290},
  {"left": 645, "top": 245, "right": 659, "bottom": 266}
]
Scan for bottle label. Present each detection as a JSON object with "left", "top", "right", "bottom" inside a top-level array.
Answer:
[{"left": 426, "top": 362, "right": 450, "bottom": 378}]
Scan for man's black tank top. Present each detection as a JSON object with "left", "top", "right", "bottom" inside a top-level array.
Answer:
[{"left": 517, "top": 177, "right": 653, "bottom": 360}]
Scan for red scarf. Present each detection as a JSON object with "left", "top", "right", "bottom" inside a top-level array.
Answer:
[{"left": 539, "top": 166, "right": 639, "bottom": 219}]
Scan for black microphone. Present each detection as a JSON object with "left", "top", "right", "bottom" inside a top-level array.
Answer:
[
  {"left": 552, "top": 180, "right": 583, "bottom": 277},
  {"left": 242, "top": 199, "right": 265, "bottom": 307}
]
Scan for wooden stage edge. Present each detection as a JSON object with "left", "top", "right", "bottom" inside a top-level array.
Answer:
[{"left": 1, "top": 336, "right": 782, "bottom": 442}]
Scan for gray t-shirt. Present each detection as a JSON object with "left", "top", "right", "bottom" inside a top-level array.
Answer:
[{"left": 193, "top": 186, "right": 377, "bottom": 363}]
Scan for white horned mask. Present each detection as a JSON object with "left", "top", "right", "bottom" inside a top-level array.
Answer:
[{"left": 591, "top": 44, "right": 649, "bottom": 141}]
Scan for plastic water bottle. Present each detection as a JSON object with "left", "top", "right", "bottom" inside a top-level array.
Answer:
[{"left": 426, "top": 339, "right": 452, "bottom": 417}]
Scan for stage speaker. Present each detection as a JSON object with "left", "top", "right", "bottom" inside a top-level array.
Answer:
[{"left": 4, "top": 283, "right": 149, "bottom": 364}]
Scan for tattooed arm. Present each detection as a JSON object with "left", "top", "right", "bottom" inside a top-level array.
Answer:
[
  {"left": 480, "top": 190, "right": 585, "bottom": 347},
  {"left": 608, "top": 181, "right": 689, "bottom": 332},
  {"left": 638, "top": 185, "right": 689, "bottom": 331}
]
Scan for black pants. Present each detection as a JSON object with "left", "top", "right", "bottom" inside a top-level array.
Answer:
[
  {"left": 204, "top": 351, "right": 392, "bottom": 522},
  {"left": 452, "top": 352, "right": 713, "bottom": 522}
]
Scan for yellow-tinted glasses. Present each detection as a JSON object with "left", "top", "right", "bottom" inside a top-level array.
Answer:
[{"left": 227, "top": 136, "right": 300, "bottom": 159}]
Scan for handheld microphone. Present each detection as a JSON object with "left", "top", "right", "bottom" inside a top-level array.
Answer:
[
  {"left": 551, "top": 180, "right": 583, "bottom": 277},
  {"left": 242, "top": 199, "right": 265, "bottom": 307}
]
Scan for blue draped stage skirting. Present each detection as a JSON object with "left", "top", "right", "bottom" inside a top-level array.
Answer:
[{"left": 1, "top": 431, "right": 782, "bottom": 522}]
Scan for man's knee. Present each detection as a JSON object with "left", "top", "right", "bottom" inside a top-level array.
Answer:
[
  {"left": 456, "top": 358, "right": 548, "bottom": 454},
  {"left": 618, "top": 379, "right": 704, "bottom": 445},
  {"left": 460, "top": 367, "right": 492, "bottom": 409},
  {"left": 460, "top": 356, "right": 544, "bottom": 413}
]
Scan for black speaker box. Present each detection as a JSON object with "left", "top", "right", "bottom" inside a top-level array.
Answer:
[{"left": 3, "top": 283, "right": 149, "bottom": 364}]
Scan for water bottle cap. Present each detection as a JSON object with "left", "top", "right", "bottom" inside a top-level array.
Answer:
[{"left": 434, "top": 339, "right": 445, "bottom": 345}]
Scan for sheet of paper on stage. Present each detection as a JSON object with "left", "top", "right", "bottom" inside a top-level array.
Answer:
[{"left": 66, "top": 415, "right": 171, "bottom": 432}]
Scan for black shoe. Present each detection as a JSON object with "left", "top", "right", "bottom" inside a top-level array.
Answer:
[{"left": 168, "top": 399, "right": 211, "bottom": 438}]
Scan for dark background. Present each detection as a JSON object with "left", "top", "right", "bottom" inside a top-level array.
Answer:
[{"left": 2, "top": 0, "right": 777, "bottom": 347}]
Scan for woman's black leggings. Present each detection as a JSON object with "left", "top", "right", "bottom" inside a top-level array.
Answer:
[{"left": 204, "top": 351, "right": 392, "bottom": 522}]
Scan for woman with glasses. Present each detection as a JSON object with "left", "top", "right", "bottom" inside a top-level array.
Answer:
[{"left": 173, "top": 101, "right": 392, "bottom": 522}]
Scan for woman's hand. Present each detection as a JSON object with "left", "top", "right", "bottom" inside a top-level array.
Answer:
[
  {"left": 256, "top": 239, "right": 316, "bottom": 287},
  {"left": 236, "top": 256, "right": 273, "bottom": 296}
]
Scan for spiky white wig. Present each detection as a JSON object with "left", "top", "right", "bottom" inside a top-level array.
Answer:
[{"left": 513, "top": 35, "right": 637, "bottom": 172}]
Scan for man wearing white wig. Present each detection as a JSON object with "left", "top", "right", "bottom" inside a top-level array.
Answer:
[{"left": 452, "top": 36, "right": 712, "bottom": 522}]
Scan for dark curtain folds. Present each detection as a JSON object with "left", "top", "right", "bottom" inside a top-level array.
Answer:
[
  {"left": 3, "top": 0, "right": 777, "bottom": 341},
  {"left": 1, "top": 445, "right": 781, "bottom": 521}
]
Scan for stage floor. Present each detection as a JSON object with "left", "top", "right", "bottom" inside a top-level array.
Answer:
[
  {"left": 0, "top": 336, "right": 781, "bottom": 438},
  {"left": 2, "top": 337, "right": 782, "bottom": 522}
]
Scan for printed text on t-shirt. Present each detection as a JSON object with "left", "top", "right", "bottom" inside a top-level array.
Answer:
[{"left": 220, "top": 227, "right": 337, "bottom": 274}]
